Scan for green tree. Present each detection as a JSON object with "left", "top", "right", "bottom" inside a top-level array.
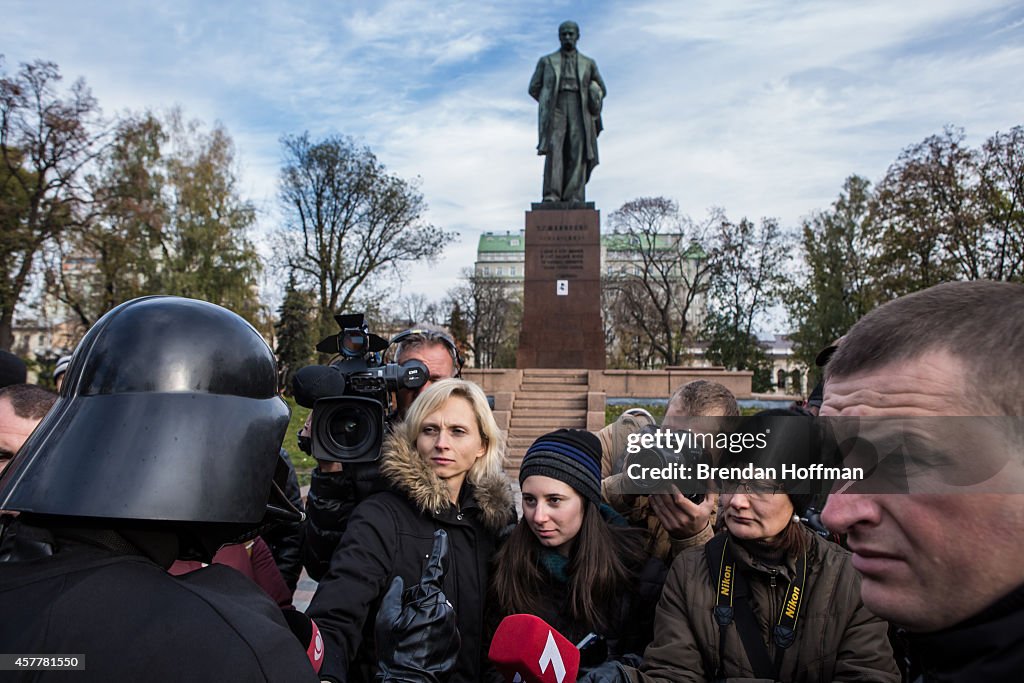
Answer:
[
  {"left": 276, "top": 133, "right": 455, "bottom": 343},
  {"left": 703, "top": 212, "right": 790, "bottom": 392},
  {"left": 786, "top": 175, "right": 878, "bottom": 374},
  {"left": 1, "top": 58, "right": 103, "bottom": 349},
  {"left": 275, "top": 272, "right": 314, "bottom": 393}
]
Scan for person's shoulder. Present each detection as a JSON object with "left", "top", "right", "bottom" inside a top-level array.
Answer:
[
  {"left": 806, "top": 525, "right": 851, "bottom": 563},
  {"left": 348, "top": 490, "right": 407, "bottom": 519},
  {"left": 668, "top": 541, "right": 711, "bottom": 578},
  {"left": 802, "top": 526, "right": 860, "bottom": 587},
  {"left": 172, "top": 566, "right": 315, "bottom": 666}
]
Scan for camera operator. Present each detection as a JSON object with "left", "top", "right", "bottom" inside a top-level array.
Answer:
[{"left": 302, "top": 323, "right": 464, "bottom": 581}]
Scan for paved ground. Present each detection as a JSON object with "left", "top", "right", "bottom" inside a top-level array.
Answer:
[{"left": 294, "top": 568, "right": 317, "bottom": 611}]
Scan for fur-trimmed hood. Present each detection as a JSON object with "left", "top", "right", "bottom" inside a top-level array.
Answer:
[{"left": 379, "top": 434, "right": 514, "bottom": 536}]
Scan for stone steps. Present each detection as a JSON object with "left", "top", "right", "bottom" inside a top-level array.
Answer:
[
  {"left": 513, "top": 396, "right": 588, "bottom": 409},
  {"left": 506, "top": 371, "right": 592, "bottom": 471}
]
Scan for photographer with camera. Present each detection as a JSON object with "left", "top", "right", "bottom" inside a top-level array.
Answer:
[
  {"left": 601, "top": 380, "right": 736, "bottom": 564},
  {"left": 299, "top": 320, "right": 465, "bottom": 581},
  {"left": 603, "top": 410, "right": 898, "bottom": 683}
]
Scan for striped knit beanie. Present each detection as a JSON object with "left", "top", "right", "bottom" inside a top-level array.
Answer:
[{"left": 519, "top": 429, "right": 602, "bottom": 506}]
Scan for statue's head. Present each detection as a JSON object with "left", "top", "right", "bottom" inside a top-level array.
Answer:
[{"left": 558, "top": 21, "right": 579, "bottom": 51}]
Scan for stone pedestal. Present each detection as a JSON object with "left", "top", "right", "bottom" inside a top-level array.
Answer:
[{"left": 516, "top": 203, "right": 606, "bottom": 369}]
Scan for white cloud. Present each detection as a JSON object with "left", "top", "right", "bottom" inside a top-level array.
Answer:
[{"left": 5, "top": 0, "right": 1023, "bottom": 315}]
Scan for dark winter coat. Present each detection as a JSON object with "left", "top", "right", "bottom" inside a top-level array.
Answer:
[
  {"left": 632, "top": 526, "right": 900, "bottom": 683},
  {"left": 0, "top": 523, "right": 317, "bottom": 682},
  {"left": 543, "top": 551, "right": 664, "bottom": 671},
  {"left": 901, "top": 582, "right": 1024, "bottom": 682},
  {"left": 492, "top": 506, "right": 667, "bottom": 673},
  {"left": 306, "top": 437, "right": 515, "bottom": 683},
  {"left": 302, "top": 462, "right": 388, "bottom": 582}
]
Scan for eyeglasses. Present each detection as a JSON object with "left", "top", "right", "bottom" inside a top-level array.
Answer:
[{"left": 718, "top": 480, "right": 783, "bottom": 498}]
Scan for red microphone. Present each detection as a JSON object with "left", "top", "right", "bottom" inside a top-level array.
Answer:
[{"left": 489, "top": 614, "right": 581, "bottom": 683}]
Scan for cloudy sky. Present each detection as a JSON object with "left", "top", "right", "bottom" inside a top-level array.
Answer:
[{"left": 7, "top": 0, "right": 1023, "bottom": 308}]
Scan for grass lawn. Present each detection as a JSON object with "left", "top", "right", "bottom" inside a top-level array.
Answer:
[
  {"left": 605, "top": 402, "right": 761, "bottom": 424},
  {"left": 282, "top": 396, "right": 315, "bottom": 487}
]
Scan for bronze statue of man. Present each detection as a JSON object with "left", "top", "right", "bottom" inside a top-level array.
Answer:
[{"left": 529, "top": 20, "right": 606, "bottom": 204}]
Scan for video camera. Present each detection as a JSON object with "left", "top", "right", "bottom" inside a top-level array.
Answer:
[{"left": 293, "top": 313, "right": 427, "bottom": 463}]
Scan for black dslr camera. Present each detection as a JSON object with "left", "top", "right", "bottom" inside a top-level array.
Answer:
[
  {"left": 620, "top": 425, "right": 709, "bottom": 502},
  {"left": 293, "top": 313, "right": 427, "bottom": 463}
]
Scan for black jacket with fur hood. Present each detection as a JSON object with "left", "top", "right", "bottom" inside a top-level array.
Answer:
[{"left": 307, "top": 435, "right": 515, "bottom": 683}]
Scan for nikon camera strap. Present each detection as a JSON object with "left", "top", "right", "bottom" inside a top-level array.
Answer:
[{"left": 705, "top": 533, "right": 808, "bottom": 680}]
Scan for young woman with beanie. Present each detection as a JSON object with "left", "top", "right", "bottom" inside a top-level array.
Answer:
[
  {"left": 490, "top": 429, "right": 667, "bottom": 673},
  {"left": 627, "top": 410, "right": 899, "bottom": 683}
]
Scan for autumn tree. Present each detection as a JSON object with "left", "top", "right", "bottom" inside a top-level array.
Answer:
[
  {"left": 976, "top": 126, "right": 1024, "bottom": 281},
  {"left": 396, "top": 292, "right": 442, "bottom": 327},
  {"left": 0, "top": 58, "right": 104, "bottom": 349},
  {"left": 446, "top": 270, "right": 521, "bottom": 368},
  {"left": 50, "top": 109, "right": 263, "bottom": 329},
  {"left": 49, "top": 112, "right": 165, "bottom": 327},
  {"left": 603, "top": 197, "right": 717, "bottom": 368},
  {"left": 155, "top": 111, "right": 263, "bottom": 322},
  {"left": 276, "top": 133, "right": 455, "bottom": 341},
  {"left": 870, "top": 127, "right": 980, "bottom": 297}
]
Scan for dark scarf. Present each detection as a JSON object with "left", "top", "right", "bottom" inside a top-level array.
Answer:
[{"left": 537, "top": 504, "right": 628, "bottom": 585}]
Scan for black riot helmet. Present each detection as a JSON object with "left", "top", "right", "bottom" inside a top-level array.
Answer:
[{"left": 0, "top": 296, "right": 293, "bottom": 536}]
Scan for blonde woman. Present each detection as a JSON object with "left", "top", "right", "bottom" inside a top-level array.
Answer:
[{"left": 308, "top": 379, "right": 514, "bottom": 683}]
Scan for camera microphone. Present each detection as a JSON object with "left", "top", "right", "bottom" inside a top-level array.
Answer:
[{"left": 292, "top": 365, "right": 347, "bottom": 409}]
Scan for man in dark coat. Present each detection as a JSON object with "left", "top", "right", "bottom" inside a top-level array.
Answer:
[{"left": 529, "top": 20, "right": 606, "bottom": 203}]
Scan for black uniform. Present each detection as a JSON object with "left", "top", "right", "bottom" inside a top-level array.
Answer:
[{"left": 0, "top": 526, "right": 318, "bottom": 683}]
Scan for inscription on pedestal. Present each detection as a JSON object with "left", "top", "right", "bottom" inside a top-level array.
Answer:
[{"left": 516, "top": 208, "right": 605, "bottom": 369}]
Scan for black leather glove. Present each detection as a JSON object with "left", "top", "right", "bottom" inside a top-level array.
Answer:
[{"left": 375, "top": 530, "right": 459, "bottom": 683}]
